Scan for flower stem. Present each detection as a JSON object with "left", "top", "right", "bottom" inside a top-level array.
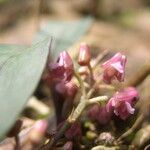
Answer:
[
  {"left": 117, "top": 114, "right": 144, "bottom": 143},
  {"left": 42, "top": 65, "right": 107, "bottom": 149},
  {"left": 91, "top": 50, "right": 108, "bottom": 70},
  {"left": 43, "top": 94, "right": 108, "bottom": 149},
  {"left": 87, "top": 78, "right": 102, "bottom": 98},
  {"left": 74, "top": 70, "right": 86, "bottom": 97},
  {"left": 68, "top": 97, "right": 87, "bottom": 123},
  {"left": 88, "top": 96, "right": 108, "bottom": 105},
  {"left": 43, "top": 98, "right": 87, "bottom": 149},
  {"left": 42, "top": 72, "right": 88, "bottom": 149},
  {"left": 88, "top": 63, "right": 94, "bottom": 85},
  {"left": 50, "top": 121, "right": 71, "bottom": 147}
]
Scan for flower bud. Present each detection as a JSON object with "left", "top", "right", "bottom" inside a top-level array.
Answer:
[
  {"left": 49, "top": 51, "right": 74, "bottom": 82},
  {"left": 88, "top": 105, "right": 112, "bottom": 125},
  {"left": 48, "top": 51, "right": 74, "bottom": 124},
  {"left": 96, "top": 132, "right": 115, "bottom": 146},
  {"left": 65, "top": 82, "right": 78, "bottom": 99},
  {"left": 30, "top": 120, "right": 47, "bottom": 144},
  {"left": 63, "top": 141, "right": 73, "bottom": 150},
  {"left": 57, "top": 51, "right": 74, "bottom": 70},
  {"left": 55, "top": 81, "right": 66, "bottom": 95},
  {"left": 78, "top": 43, "right": 91, "bottom": 66},
  {"left": 49, "top": 63, "right": 65, "bottom": 82},
  {"left": 55, "top": 81, "right": 78, "bottom": 99},
  {"left": 106, "top": 87, "right": 139, "bottom": 120},
  {"left": 102, "top": 53, "right": 127, "bottom": 84},
  {"left": 65, "top": 122, "right": 82, "bottom": 140}
]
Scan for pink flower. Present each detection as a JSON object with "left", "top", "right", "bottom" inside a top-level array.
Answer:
[
  {"left": 98, "top": 132, "right": 115, "bottom": 145},
  {"left": 49, "top": 51, "right": 74, "bottom": 82},
  {"left": 106, "top": 87, "right": 139, "bottom": 120},
  {"left": 102, "top": 53, "right": 127, "bottom": 84},
  {"left": 55, "top": 81, "right": 78, "bottom": 99},
  {"left": 57, "top": 51, "right": 74, "bottom": 70},
  {"left": 65, "top": 82, "right": 78, "bottom": 99},
  {"left": 78, "top": 43, "right": 91, "bottom": 66},
  {"left": 88, "top": 105, "right": 112, "bottom": 125},
  {"left": 55, "top": 81, "right": 66, "bottom": 95},
  {"left": 34, "top": 120, "right": 48, "bottom": 134},
  {"left": 48, "top": 63, "right": 65, "bottom": 81},
  {"left": 31, "top": 120, "right": 48, "bottom": 144},
  {"left": 47, "top": 52, "right": 75, "bottom": 124}
]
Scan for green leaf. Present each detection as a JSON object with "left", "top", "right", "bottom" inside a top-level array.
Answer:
[
  {"left": 0, "top": 44, "right": 27, "bottom": 68},
  {"left": 0, "top": 39, "right": 51, "bottom": 139},
  {"left": 0, "top": 17, "right": 92, "bottom": 139},
  {"left": 34, "top": 17, "right": 93, "bottom": 58}
]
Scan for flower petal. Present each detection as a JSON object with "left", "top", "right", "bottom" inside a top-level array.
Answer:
[{"left": 125, "top": 102, "right": 135, "bottom": 114}]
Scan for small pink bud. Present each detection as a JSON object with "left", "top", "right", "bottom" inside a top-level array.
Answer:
[
  {"left": 97, "top": 106, "right": 112, "bottom": 125},
  {"left": 65, "top": 122, "right": 82, "bottom": 140},
  {"left": 55, "top": 81, "right": 66, "bottom": 95},
  {"left": 49, "top": 51, "right": 74, "bottom": 82},
  {"left": 48, "top": 52, "right": 74, "bottom": 124},
  {"left": 65, "top": 82, "right": 78, "bottom": 99},
  {"left": 96, "top": 132, "right": 115, "bottom": 145},
  {"left": 106, "top": 87, "right": 139, "bottom": 120},
  {"left": 78, "top": 43, "right": 91, "bottom": 66},
  {"left": 102, "top": 53, "right": 127, "bottom": 84},
  {"left": 88, "top": 105, "right": 112, "bottom": 125},
  {"left": 88, "top": 104, "right": 99, "bottom": 119},
  {"left": 57, "top": 51, "right": 73, "bottom": 70},
  {"left": 33, "top": 120, "right": 47, "bottom": 134},
  {"left": 55, "top": 81, "right": 78, "bottom": 99},
  {"left": 30, "top": 120, "right": 47, "bottom": 144},
  {"left": 63, "top": 141, "right": 73, "bottom": 150},
  {"left": 49, "top": 63, "right": 65, "bottom": 81}
]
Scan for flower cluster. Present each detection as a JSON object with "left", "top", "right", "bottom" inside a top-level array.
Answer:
[
  {"left": 102, "top": 53, "right": 126, "bottom": 84},
  {"left": 46, "top": 51, "right": 78, "bottom": 123},
  {"left": 45, "top": 43, "right": 139, "bottom": 149},
  {"left": 46, "top": 43, "right": 139, "bottom": 123},
  {"left": 50, "top": 51, "right": 78, "bottom": 98},
  {"left": 51, "top": 51, "right": 78, "bottom": 99},
  {"left": 106, "top": 87, "right": 139, "bottom": 120},
  {"left": 89, "top": 51, "right": 139, "bottom": 123}
]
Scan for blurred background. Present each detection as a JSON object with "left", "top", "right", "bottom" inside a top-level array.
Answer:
[
  {"left": 0, "top": 0, "right": 150, "bottom": 78},
  {"left": 0, "top": 1, "right": 150, "bottom": 92},
  {"left": 0, "top": 2, "right": 150, "bottom": 101},
  {"left": 0, "top": 0, "right": 150, "bottom": 48}
]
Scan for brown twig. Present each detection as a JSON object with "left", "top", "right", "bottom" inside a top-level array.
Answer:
[
  {"left": 88, "top": 63, "right": 94, "bottom": 86},
  {"left": 87, "top": 77, "right": 102, "bottom": 98},
  {"left": 91, "top": 50, "right": 109, "bottom": 70}
]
